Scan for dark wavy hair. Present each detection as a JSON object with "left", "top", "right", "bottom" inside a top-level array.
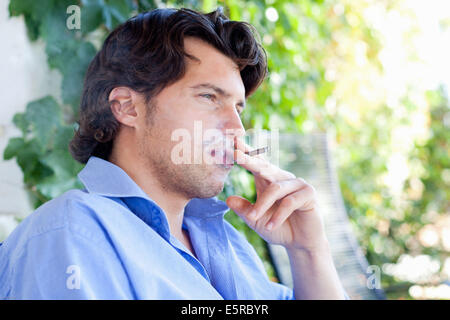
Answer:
[{"left": 69, "top": 7, "right": 268, "bottom": 164}]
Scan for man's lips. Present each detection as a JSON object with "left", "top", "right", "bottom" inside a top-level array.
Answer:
[{"left": 210, "top": 148, "right": 235, "bottom": 165}]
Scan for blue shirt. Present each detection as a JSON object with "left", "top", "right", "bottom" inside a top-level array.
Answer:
[{"left": 0, "top": 156, "right": 295, "bottom": 299}]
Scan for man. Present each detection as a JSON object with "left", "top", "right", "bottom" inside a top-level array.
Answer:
[{"left": 0, "top": 8, "right": 348, "bottom": 299}]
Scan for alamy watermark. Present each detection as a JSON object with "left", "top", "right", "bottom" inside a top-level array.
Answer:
[
  {"left": 66, "top": 5, "right": 81, "bottom": 30},
  {"left": 66, "top": 264, "right": 81, "bottom": 290},
  {"left": 366, "top": 265, "right": 382, "bottom": 290}
]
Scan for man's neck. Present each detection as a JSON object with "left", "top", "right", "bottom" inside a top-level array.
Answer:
[{"left": 109, "top": 154, "right": 189, "bottom": 239}]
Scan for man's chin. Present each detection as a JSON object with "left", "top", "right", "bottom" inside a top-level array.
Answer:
[
  {"left": 195, "top": 176, "right": 226, "bottom": 198},
  {"left": 193, "top": 184, "right": 224, "bottom": 199},
  {"left": 179, "top": 164, "right": 231, "bottom": 199}
]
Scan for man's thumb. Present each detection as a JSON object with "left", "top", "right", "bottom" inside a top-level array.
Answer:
[{"left": 226, "top": 195, "right": 253, "bottom": 218}]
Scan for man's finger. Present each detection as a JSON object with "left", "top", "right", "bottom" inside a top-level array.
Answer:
[
  {"left": 226, "top": 195, "right": 253, "bottom": 218},
  {"left": 235, "top": 148, "right": 275, "bottom": 175},
  {"left": 264, "top": 185, "right": 317, "bottom": 231},
  {"left": 234, "top": 137, "right": 266, "bottom": 161},
  {"left": 234, "top": 137, "right": 252, "bottom": 153},
  {"left": 249, "top": 178, "right": 308, "bottom": 221},
  {"left": 236, "top": 148, "right": 295, "bottom": 181}
]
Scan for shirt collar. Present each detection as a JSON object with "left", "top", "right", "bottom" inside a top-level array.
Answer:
[{"left": 78, "top": 156, "right": 229, "bottom": 219}]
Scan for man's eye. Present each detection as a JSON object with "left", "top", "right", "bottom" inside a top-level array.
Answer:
[{"left": 200, "top": 93, "right": 216, "bottom": 101}]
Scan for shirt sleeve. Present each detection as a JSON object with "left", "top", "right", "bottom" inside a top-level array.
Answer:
[
  {"left": 5, "top": 225, "right": 135, "bottom": 300},
  {"left": 222, "top": 220, "right": 295, "bottom": 299}
]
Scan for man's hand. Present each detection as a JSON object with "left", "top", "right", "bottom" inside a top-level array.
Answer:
[{"left": 226, "top": 138, "right": 328, "bottom": 253}]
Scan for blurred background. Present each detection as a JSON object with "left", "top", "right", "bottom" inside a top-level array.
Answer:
[{"left": 0, "top": 0, "right": 449, "bottom": 299}]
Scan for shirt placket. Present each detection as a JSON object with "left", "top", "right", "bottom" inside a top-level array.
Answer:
[
  {"left": 121, "top": 197, "right": 211, "bottom": 283},
  {"left": 168, "top": 232, "right": 211, "bottom": 283},
  {"left": 203, "top": 215, "right": 238, "bottom": 299}
]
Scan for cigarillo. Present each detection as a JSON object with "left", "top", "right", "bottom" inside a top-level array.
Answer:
[{"left": 245, "top": 146, "right": 269, "bottom": 156}]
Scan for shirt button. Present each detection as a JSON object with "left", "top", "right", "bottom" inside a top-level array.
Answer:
[{"left": 153, "top": 216, "right": 161, "bottom": 226}]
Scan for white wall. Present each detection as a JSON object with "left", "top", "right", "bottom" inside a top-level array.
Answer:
[{"left": 0, "top": 0, "right": 62, "bottom": 239}]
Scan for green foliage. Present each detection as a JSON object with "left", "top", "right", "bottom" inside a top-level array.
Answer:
[
  {"left": 5, "top": 0, "right": 140, "bottom": 207},
  {"left": 4, "top": 96, "right": 83, "bottom": 207},
  {"left": 336, "top": 87, "right": 450, "bottom": 297}
]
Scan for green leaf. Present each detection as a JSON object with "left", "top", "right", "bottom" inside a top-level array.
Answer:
[
  {"left": 3, "top": 137, "right": 25, "bottom": 160},
  {"left": 8, "top": 0, "right": 49, "bottom": 18},
  {"left": 37, "top": 150, "right": 84, "bottom": 198},
  {"left": 60, "top": 41, "right": 96, "bottom": 110},
  {"left": 15, "top": 139, "right": 50, "bottom": 183},
  {"left": 8, "top": 0, "right": 49, "bottom": 40},
  {"left": 23, "top": 13, "right": 41, "bottom": 41},
  {"left": 53, "top": 125, "right": 76, "bottom": 151},
  {"left": 137, "top": 0, "right": 157, "bottom": 12},
  {"left": 12, "top": 113, "right": 29, "bottom": 135},
  {"left": 102, "top": 0, "right": 134, "bottom": 30},
  {"left": 81, "top": 0, "right": 135, "bottom": 32},
  {"left": 81, "top": 0, "right": 104, "bottom": 33},
  {"left": 24, "top": 96, "right": 62, "bottom": 149}
]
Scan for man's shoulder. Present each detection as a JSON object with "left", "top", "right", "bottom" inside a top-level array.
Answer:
[
  {"left": 0, "top": 189, "right": 138, "bottom": 299},
  {"left": 19, "top": 189, "right": 106, "bottom": 232},
  {"left": 0, "top": 189, "right": 120, "bottom": 254}
]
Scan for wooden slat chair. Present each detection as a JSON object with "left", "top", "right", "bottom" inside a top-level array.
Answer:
[{"left": 264, "top": 133, "right": 385, "bottom": 300}]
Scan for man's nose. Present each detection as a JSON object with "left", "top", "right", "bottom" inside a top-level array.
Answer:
[{"left": 222, "top": 104, "right": 245, "bottom": 138}]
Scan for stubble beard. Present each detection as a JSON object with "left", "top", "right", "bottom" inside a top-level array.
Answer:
[{"left": 139, "top": 125, "right": 226, "bottom": 200}]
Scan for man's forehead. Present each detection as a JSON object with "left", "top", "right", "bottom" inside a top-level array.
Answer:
[
  {"left": 183, "top": 37, "right": 239, "bottom": 71},
  {"left": 182, "top": 39, "right": 245, "bottom": 97}
]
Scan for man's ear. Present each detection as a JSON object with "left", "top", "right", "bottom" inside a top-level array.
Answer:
[{"left": 109, "top": 87, "right": 139, "bottom": 127}]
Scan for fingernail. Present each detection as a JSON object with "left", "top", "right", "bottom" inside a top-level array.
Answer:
[{"left": 265, "top": 222, "right": 274, "bottom": 231}]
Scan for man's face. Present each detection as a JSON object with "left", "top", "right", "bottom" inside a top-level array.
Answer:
[{"left": 137, "top": 37, "right": 246, "bottom": 199}]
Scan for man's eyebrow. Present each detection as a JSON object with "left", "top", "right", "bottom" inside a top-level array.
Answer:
[{"left": 189, "top": 83, "right": 246, "bottom": 107}]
